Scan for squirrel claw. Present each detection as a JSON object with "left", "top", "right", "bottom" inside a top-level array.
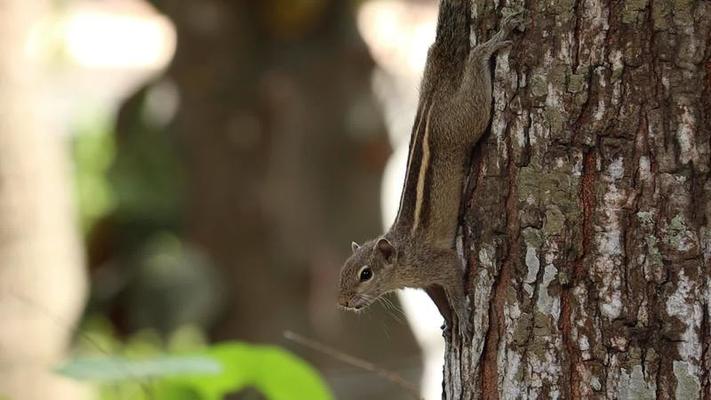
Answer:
[{"left": 471, "top": 9, "right": 524, "bottom": 59}]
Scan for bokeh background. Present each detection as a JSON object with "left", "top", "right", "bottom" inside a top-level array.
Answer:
[{"left": 0, "top": 0, "right": 446, "bottom": 399}]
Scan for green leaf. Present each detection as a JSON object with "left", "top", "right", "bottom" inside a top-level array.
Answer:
[
  {"left": 58, "top": 341, "right": 333, "bottom": 400},
  {"left": 161, "top": 342, "right": 334, "bottom": 400},
  {"left": 56, "top": 355, "right": 221, "bottom": 382}
]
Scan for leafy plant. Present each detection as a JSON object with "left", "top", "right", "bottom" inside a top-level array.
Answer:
[
  {"left": 158, "top": 343, "right": 333, "bottom": 400},
  {"left": 58, "top": 324, "right": 333, "bottom": 400},
  {"left": 56, "top": 355, "right": 221, "bottom": 382}
]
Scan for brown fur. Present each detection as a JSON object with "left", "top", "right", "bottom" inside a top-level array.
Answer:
[{"left": 338, "top": 2, "right": 524, "bottom": 338}]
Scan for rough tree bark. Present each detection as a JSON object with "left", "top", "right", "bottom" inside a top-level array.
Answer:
[
  {"left": 0, "top": 1, "right": 87, "bottom": 399},
  {"left": 445, "top": 0, "right": 711, "bottom": 398}
]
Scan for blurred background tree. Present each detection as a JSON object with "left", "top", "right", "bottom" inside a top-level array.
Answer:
[
  {"left": 0, "top": 0, "right": 431, "bottom": 398},
  {"left": 0, "top": 1, "right": 87, "bottom": 399},
  {"left": 74, "top": 0, "right": 423, "bottom": 399}
]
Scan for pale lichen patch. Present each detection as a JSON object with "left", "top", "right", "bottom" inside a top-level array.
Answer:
[
  {"left": 610, "top": 49, "right": 625, "bottom": 80},
  {"left": 673, "top": 361, "right": 701, "bottom": 400},
  {"left": 525, "top": 246, "right": 540, "bottom": 282},
  {"left": 511, "top": 111, "right": 530, "bottom": 165},
  {"left": 664, "top": 214, "right": 699, "bottom": 253},
  {"left": 636, "top": 210, "right": 664, "bottom": 281},
  {"left": 525, "top": 331, "right": 563, "bottom": 397},
  {"left": 608, "top": 156, "right": 624, "bottom": 179},
  {"left": 590, "top": 376, "right": 602, "bottom": 392},
  {"left": 572, "top": 284, "right": 593, "bottom": 361},
  {"left": 666, "top": 269, "right": 702, "bottom": 362},
  {"left": 593, "top": 157, "right": 626, "bottom": 320},
  {"left": 491, "top": 111, "right": 507, "bottom": 172},
  {"left": 478, "top": 245, "right": 495, "bottom": 269},
  {"left": 599, "top": 286, "right": 622, "bottom": 319},
  {"left": 543, "top": 206, "right": 565, "bottom": 236},
  {"left": 523, "top": 228, "right": 542, "bottom": 297},
  {"left": 500, "top": 299, "right": 525, "bottom": 399},
  {"left": 617, "top": 364, "right": 656, "bottom": 399},
  {"left": 536, "top": 264, "right": 560, "bottom": 318},
  {"left": 675, "top": 105, "right": 700, "bottom": 168},
  {"left": 470, "top": 243, "right": 498, "bottom": 378},
  {"left": 638, "top": 155, "right": 651, "bottom": 182},
  {"left": 493, "top": 51, "right": 514, "bottom": 161},
  {"left": 500, "top": 351, "right": 523, "bottom": 399},
  {"left": 577, "top": 0, "right": 610, "bottom": 68},
  {"left": 636, "top": 211, "right": 654, "bottom": 225}
]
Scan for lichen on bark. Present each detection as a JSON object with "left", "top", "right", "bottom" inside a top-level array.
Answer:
[{"left": 444, "top": 0, "right": 711, "bottom": 398}]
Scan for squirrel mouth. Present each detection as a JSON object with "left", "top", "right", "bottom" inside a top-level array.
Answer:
[{"left": 342, "top": 296, "right": 371, "bottom": 312}]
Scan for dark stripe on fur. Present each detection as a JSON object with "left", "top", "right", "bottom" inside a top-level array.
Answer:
[{"left": 394, "top": 100, "right": 431, "bottom": 230}]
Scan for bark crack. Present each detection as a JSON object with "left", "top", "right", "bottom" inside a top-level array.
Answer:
[
  {"left": 561, "top": 148, "right": 597, "bottom": 399},
  {"left": 479, "top": 97, "right": 520, "bottom": 400},
  {"left": 701, "top": 299, "right": 710, "bottom": 400},
  {"left": 572, "top": 0, "right": 582, "bottom": 73}
]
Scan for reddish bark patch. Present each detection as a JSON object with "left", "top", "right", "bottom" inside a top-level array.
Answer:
[
  {"left": 481, "top": 153, "right": 520, "bottom": 399},
  {"left": 560, "top": 150, "right": 597, "bottom": 399},
  {"left": 701, "top": 302, "right": 710, "bottom": 400},
  {"left": 481, "top": 271, "right": 505, "bottom": 400},
  {"left": 578, "top": 151, "right": 597, "bottom": 274},
  {"left": 559, "top": 295, "right": 576, "bottom": 399}
]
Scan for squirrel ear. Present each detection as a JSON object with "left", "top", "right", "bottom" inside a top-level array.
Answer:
[
  {"left": 376, "top": 238, "right": 395, "bottom": 264},
  {"left": 351, "top": 241, "right": 360, "bottom": 253}
]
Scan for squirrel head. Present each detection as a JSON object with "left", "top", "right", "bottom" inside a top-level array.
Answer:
[{"left": 337, "top": 238, "right": 397, "bottom": 311}]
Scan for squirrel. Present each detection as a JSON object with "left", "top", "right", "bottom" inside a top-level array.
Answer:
[{"left": 338, "top": 1, "right": 524, "bottom": 338}]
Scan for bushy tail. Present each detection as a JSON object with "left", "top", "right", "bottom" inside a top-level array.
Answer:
[{"left": 433, "top": 0, "right": 470, "bottom": 58}]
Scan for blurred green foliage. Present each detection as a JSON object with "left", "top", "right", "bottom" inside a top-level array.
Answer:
[
  {"left": 109, "top": 83, "right": 184, "bottom": 226},
  {"left": 72, "top": 83, "right": 184, "bottom": 236},
  {"left": 56, "top": 355, "right": 222, "bottom": 382},
  {"left": 73, "top": 83, "right": 205, "bottom": 335},
  {"left": 124, "top": 233, "right": 224, "bottom": 335},
  {"left": 61, "top": 320, "right": 333, "bottom": 400},
  {"left": 72, "top": 113, "right": 116, "bottom": 233}
]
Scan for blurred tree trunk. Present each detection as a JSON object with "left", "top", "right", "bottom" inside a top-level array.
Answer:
[
  {"left": 445, "top": 0, "right": 711, "bottom": 398},
  {"left": 155, "top": 1, "right": 422, "bottom": 398},
  {"left": 0, "top": 1, "right": 87, "bottom": 399}
]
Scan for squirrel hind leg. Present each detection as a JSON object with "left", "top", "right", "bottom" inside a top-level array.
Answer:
[
  {"left": 424, "top": 251, "right": 472, "bottom": 340},
  {"left": 425, "top": 285, "right": 453, "bottom": 330}
]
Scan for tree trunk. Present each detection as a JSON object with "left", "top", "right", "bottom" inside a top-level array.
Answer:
[
  {"left": 445, "top": 0, "right": 711, "bottom": 398},
  {"left": 0, "top": 1, "right": 87, "bottom": 399}
]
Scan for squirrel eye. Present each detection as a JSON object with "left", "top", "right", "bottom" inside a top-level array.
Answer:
[{"left": 359, "top": 266, "right": 373, "bottom": 282}]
